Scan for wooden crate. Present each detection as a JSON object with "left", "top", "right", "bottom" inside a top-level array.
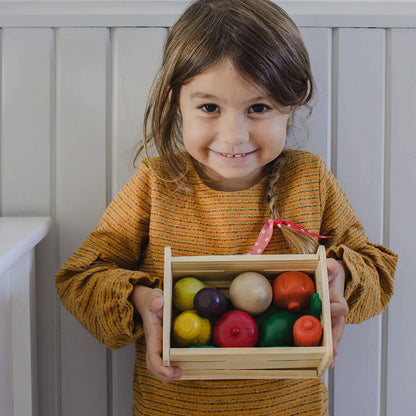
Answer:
[{"left": 163, "top": 246, "right": 333, "bottom": 380}]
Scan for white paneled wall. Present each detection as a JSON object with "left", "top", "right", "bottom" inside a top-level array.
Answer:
[
  {"left": 332, "top": 28, "right": 386, "bottom": 416},
  {"left": 387, "top": 28, "right": 416, "bottom": 416},
  {"left": 1, "top": 2, "right": 414, "bottom": 416}
]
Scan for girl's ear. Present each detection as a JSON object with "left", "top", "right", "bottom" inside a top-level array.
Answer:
[{"left": 286, "top": 111, "right": 296, "bottom": 131}]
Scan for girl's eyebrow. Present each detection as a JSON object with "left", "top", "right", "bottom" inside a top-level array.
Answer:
[
  {"left": 190, "top": 92, "right": 267, "bottom": 103},
  {"left": 190, "top": 92, "right": 218, "bottom": 100}
]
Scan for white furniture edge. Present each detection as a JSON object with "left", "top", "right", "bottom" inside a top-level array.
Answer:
[
  {"left": 0, "top": 1, "right": 415, "bottom": 28},
  {"left": 0, "top": 217, "right": 52, "bottom": 276}
]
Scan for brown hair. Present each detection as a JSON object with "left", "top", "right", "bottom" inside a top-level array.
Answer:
[{"left": 136, "top": 0, "right": 317, "bottom": 253}]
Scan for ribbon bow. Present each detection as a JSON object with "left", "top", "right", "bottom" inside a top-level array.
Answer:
[{"left": 248, "top": 219, "right": 331, "bottom": 255}]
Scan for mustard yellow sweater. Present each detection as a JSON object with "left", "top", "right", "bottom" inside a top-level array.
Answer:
[{"left": 55, "top": 150, "right": 397, "bottom": 415}]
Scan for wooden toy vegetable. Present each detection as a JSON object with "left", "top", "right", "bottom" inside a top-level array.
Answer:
[
  {"left": 309, "top": 293, "right": 322, "bottom": 319},
  {"left": 173, "top": 277, "right": 206, "bottom": 312},
  {"left": 257, "top": 310, "right": 298, "bottom": 347},
  {"left": 213, "top": 310, "right": 258, "bottom": 347},
  {"left": 172, "top": 310, "right": 211, "bottom": 347},
  {"left": 293, "top": 315, "right": 323, "bottom": 346},
  {"left": 254, "top": 304, "right": 280, "bottom": 328},
  {"left": 273, "top": 271, "right": 315, "bottom": 312},
  {"left": 194, "top": 287, "right": 229, "bottom": 318},
  {"left": 229, "top": 271, "right": 273, "bottom": 315}
]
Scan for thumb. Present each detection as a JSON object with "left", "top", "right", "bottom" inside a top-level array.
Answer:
[{"left": 326, "top": 258, "right": 338, "bottom": 282}]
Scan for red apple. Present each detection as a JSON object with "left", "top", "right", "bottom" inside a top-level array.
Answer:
[{"left": 213, "top": 310, "right": 258, "bottom": 347}]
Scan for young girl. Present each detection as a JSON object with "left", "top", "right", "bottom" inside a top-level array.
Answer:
[{"left": 55, "top": 0, "right": 397, "bottom": 414}]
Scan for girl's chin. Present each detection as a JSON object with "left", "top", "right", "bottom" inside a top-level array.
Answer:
[{"left": 199, "top": 165, "right": 264, "bottom": 191}]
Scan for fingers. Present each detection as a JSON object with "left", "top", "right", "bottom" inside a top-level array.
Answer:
[
  {"left": 142, "top": 288, "right": 182, "bottom": 383},
  {"left": 150, "top": 292, "right": 164, "bottom": 320},
  {"left": 326, "top": 258, "right": 349, "bottom": 365},
  {"left": 331, "top": 315, "right": 345, "bottom": 358},
  {"left": 326, "top": 257, "right": 339, "bottom": 278},
  {"left": 147, "top": 351, "right": 182, "bottom": 383},
  {"left": 330, "top": 297, "right": 349, "bottom": 318},
  {"left": 145, "top": 316, "right": 182, "bottom": 383}
]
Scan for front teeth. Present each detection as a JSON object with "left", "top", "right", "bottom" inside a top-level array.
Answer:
[{"left": 223, "top": 153, "right": 246, "bottom": 158}]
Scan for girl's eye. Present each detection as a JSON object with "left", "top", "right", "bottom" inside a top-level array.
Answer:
[
  {"left": 249, "top": 104, "right": 270, "bottom": 113},
  {"left": 201, "top": 104, "right": 219, "bottom": 113}
]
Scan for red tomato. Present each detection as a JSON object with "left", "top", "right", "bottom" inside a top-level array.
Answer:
[{"left": 273, "top": 271, "right": 315, "bottom": 312}]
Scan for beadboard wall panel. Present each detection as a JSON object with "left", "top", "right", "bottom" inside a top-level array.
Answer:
[
  {"left": 387, "top": 28, "right": 416, "bottom": 416},
  {"left": 296, "top": 27, "right": 332, "bottom": 164},
  {"left": 111, "top": 27, "right": 167, "bottom": 195},
  {"left": 56, "top": 28, "right": 109, "bottom": 416},
  {"left": 110, "top": 27, "right": 166, "bottom": 416},
  {"left": 0, "top": 28, "right": 60, "bottom": 416},
  {"left": 0, "top": 4, "right": 412, "bottom": 416},
  {"left": 332, "top": 28, "right": 386, "bottom": 416},
  {"left": 0, "top": 28, "right": 52, "bottom": 216}
]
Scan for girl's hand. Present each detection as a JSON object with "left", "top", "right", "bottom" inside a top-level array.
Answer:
[
  {"left": 131, "top": 285, "right": 182, "bottom": 383},
  {"left": 326, "top": 258, "right": 349, "bottom": 367}
]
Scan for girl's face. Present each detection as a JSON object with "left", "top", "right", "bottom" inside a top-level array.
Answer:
[{"left": 178, "top": 60, "right": 292, "bottom": 191}]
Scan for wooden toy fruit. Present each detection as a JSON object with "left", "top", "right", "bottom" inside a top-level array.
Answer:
[
  {"left": 273, "top": 271, "right": 315, "bottom": 312},
  {"left": 173, "top": 277, "right": 206, "bottom": 312},
  {"left": 193, "top": 287, "right": 229, "bottom": 318},
  {"left": 257, "top": 310, "right": 298, "bottom": 347},
  {"left": 254, "top": 304, "right": 280, "bottom": 328},
  {"left": 229, "top": 271, "right": 273, "bottom": 315},
  {"left": 293, "top": 315, "right": 323, "bottom": 346},
  {"left": 172, "top": 310, "right": 211, "bottom": 347},
  {"left": 213, "top": 310, "right": 258, "bottom": 347},
  {"left": 309, "top": 293, "right": 322, "bottom": 319}
]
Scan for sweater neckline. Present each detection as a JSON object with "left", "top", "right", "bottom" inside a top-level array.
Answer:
[{"left": 185, "top": 153, "right": 268, "bottom": 195}]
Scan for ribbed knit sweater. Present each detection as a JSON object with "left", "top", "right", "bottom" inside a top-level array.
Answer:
[{"left": 55, "top": 149, "right": 397, "bottom": 415}]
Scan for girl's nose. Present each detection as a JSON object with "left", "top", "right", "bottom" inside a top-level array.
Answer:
[{"left": 219, "top": 113, "right": 249, "bottom": 145}]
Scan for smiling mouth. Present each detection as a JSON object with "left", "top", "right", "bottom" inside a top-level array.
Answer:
[
  {"left": 218, "top": 150, "right": 256, "bottom": 158},
  {"left": 221, "top": 153, "right": 246, "bottom": 158}
]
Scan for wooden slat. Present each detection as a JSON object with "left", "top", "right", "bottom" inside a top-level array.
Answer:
[
  {"left": 110, "top": 27, "right": 167, "bottom": 416},
  {"left": 0, "top": 28, "right": 52, "bottom": 216},
  {"left": 315, "top": 246, "right": 333, "bottom": 376},
  {"left": 163, "top": 246, "right": 173, "bottom": 366},
  {"left": 0, "top": 27, "right": 60, "bottom": 416},
  {"left": 0, "top": 269, "right": 13, "bottom": 416},
  {"left": 10, "top": 252, "right": 35, "bottom": 416},
  {"left": 56, "top": 27, "right": 109, "bottom": 416},
  {"left": 178, "top": 368, "right": 319, "bottom": 380},
  {"left": 297, "top": 27, "right": 332, "bottom": 164},
  {"left": 386, "top": 28, "right": 416, "bottom": 416},
  {"left": 332, "top": 28, "right": 386, "bottom": 416},
  {"left": 174, "top": 359, "right": 321, "bottom": 371},
  {"left": 111, "top": 27, "right": 167, "bottom": 194},
  {"left": 170, "top": 346, "right": 326, "bottom": 361}
]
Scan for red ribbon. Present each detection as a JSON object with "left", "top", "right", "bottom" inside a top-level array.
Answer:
[{"left": 248, "top": 219, "right": 331, "bottom": 255}]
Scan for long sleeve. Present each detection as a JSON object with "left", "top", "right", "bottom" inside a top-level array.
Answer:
[
  {"left": 318, "top": 158, "right": 398, "bottom": 323},
  {"left": 55, "top": 160, "right": 159, "bottom": 349}
]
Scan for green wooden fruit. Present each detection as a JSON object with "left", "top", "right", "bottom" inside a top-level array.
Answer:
[
  {"left": 258, "top": 310, "right": 298, "bottom": 347},
  {"left": 309, "top": 293, "right": 322, "bottom": 319}
]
